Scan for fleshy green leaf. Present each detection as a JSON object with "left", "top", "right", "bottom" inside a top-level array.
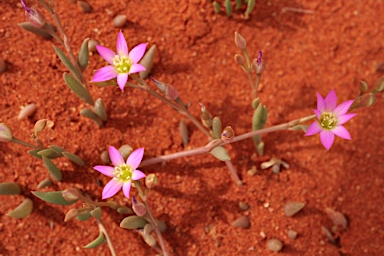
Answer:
[
  {"left": 90, "top": 207, "right": 102, "bottom": 220},
  {"left": 32, "top": 191, "right": 79, "bottom": 205},
  {"left": 7, "top": 198, "right": 33, "bottom": 218},
  {"left": 80, "top": 108, "right": 102, "bottom": 127},
  {"left": 76, "top": 211, "right": 92, "bottom": 221},
  {"left": 62, "top": 151, "right": 85, "bottom": 166},
  {"left": 37, "top": 149, "right": 61, "bottom": 159},
  {"left": 225, "top": 0, "right": 233, "bottom": 17},
  {"left": 120, "top": 216, "right": 148, "bottom": 229},
  {"left": 213, "top": 1, "right": 220, "bottom": 14},
  {"left": 210, "top": 146, "right": 230, "bottom": 161},
  {"left": 37, "top": 178, "right": 53, "bottom": 189},
  {"left": 179, "top": 119, "right": 189, "bottom": 147},
  {"left": 0, "top": 182, "right": 22, "bottom": 195},
  {"left": 48, "top": 145, "right": 66, "bottom": 155},
  {"left": 53, "top": 46, "right": 81, "bottom": 81},
  {"left": 84, "top": 232, "right": 105, "bottom": 249},
  {"left": 17, "top": 22, "right": 52, "bottom": 39},
  {"left": 245, "top": 0, "right": 255, "bottom": 18},
  {"left": 63, "top": 73, "right": 94, "bottom": 105},
  {"left": 235, "top": 0, "right": 242, "bottom": 9},
  {"left": 94, "top": 98, "right": 108, "bottom": 121},
  {"left": 28, "top": 149, "right": 43, "bottom": 159},
  {"left": 78, "top": 38, "right": 89, "bottom": 71},
  {"left": 212, "top": 117, "right": 222, "bottom": 139},
  {"left": 42, "top": 156, "right": 63, "bottom": 181}
]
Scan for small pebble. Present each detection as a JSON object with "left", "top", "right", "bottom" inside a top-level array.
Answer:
[
  {"left": 287, "top": 229, "right": 298, "bottom": 239},
  {"left": 231, "top": 216, "right": 250, "bottom": 229},
  {"left": 100, "top": 150, "right": 110, "bottom": 164},
  {"left": 325, "top": 207, "right": 348, "bottom": 229},
  {"left": 239, "top": 202, "right": 249, "bottom": 211},
  {"left": 284, "top": 202, "right": 305, "bottom": 217},
  {"left": 18, "top": 103, "right": 37, "bottom": 120},
  {"left": 266, "top": 239, "right": 283, "bottom": 252},
  {"left": 113, "top": 14, "right": 127, "bottom": 28},
  {"left": 77, "top": 1, "right": 92, "bottom": 13},
  {"left": 0, "top": 58, "right": 6, "bottom": 74}
]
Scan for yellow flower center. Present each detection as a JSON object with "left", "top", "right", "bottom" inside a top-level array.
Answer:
[
  {"left": 113, "top": 164, "right": 133, "bottom": 182},
  {"left": 113, "top": 55, "right": 132, "bottom": 74},
  {"left": 319, "top": 112, "right": 337, "bottom": 129}
]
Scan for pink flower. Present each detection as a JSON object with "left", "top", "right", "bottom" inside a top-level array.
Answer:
[
  {"left": 305, "top": 89, "right": 356, "bottom": 150},
  {"left": 93, "top": 146, "right": 146, "bottom": 199},
  {"left": 92, "top": 31, "right": 147, "bottom": 92}
]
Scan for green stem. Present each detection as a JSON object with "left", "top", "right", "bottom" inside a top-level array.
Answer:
[
  {"left": 96, "top": 218, "right": 116, "bottom": 256},
  {"left": 134, "top": 181, "right": 169, "bottom": 256},
  {"left": 140, "top": 114, "right": 316, "bottom": 167},
  {"left": 11, "top": 137, "right": 40, "bottom": 149}
]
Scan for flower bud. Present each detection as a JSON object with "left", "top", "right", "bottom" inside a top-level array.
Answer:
[
  {"left": 253, "top": 51, "right": 265, "bottom": 75},
  {"left": 64, "top": 208, "right": 79, "bottom": 222},
  {"left": 34, "top": 119, "right": 47, "bottom": 137},
  {"left": 234, "top": 32, "right": 247, "bottom": 50},
  {"left": 20, "top": 0, "right": 47, "bottom": 28},
  {"left": 62, "top": 188, "right": 81, "bottom": 202},
  {"left": 221, "top": 126, "right": 235, "bottom": 143},
  {"left": 0, "top": 123, "right": 13, "bottom": 142},
  {"left": 150, "top": 76, "right": 167, "bottom": 93},
  {"left": 199, "top": 103, "right": 213, "bottom": 128},
  {"left": 145, "top": 174, "right": 158, "bottom": 189},
  {"left": 234, "top": 54, "right": 245, "bottom": 66},
  {"left": 165, "top": 84, "right": 179, "bottom": 100},
  {"left": 132, "top": 196, "right": 147, "bottom": 216}
]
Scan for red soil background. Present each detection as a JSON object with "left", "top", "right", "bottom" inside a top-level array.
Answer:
[{"left": 1, "top": 0, "right": 383, "bottom": 255}]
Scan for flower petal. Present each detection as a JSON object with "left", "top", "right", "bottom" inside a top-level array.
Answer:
[
  {"left": 122, "top": 181, "right": 132, "bottom": 198},
  {"left": 332, "top": 125, "right": 351, "bottom": 140},
  {"left": 129, "top": 63, "right": 146, "bottom": 74},
  {"left": 92, "top": 66, "right": 118, "bottom": 82},
  {"left": 337, "top": 113, "right": 356, "bottom": 125},
  {"left": 126, "top": 147, "right": 144, "bottom": 170},
  {"left": 129, "top": 43, "right": 147, "bottom": 63},
  {"left": 313, "top": 109, "right": 321, "bottom": 119},
  {"left": 116, "top": 30, "right": 128, "bottom": 56},
  {"left": 96, "top": 45, "right": 116, "bottom": 65},
  {"left": 305, "top": 121, "right": 322, "bottom": 136},
  {"left": 324, "top": 89, "right": 337, "bottom": 111},
  {"left": 316, "top": 92, "right": 326, "bottom": 112},
  {"left": 108, "top": 146, "right": 124, "bottom": 166},
  {"left": 319, "top": 130, "right": 335, "bottom": 151},
  {"left": 93, "top": 165, "right": 115, "bottom": 177},
  {"left": 333, "top": 100, "right": 354, "bottom": 115},
  {"left": 102, "top": 179, "right": 122, "bottom": 199},
  {"left": 132, "top": 170, "right": 146, "bottom": 180},
  {"left": 117, "top": 73, "right": 128, "bottom": 92}
]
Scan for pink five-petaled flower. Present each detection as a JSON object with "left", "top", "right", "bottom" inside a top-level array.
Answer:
[
  {"left": 305, "top": 89, "right": 357, "bottom": 150},
  {"left": 92, "top": 30, "right": 147, "bottom": 92},
  {"left": 93, "top": 146, "right": 146, "bottom": 199}
]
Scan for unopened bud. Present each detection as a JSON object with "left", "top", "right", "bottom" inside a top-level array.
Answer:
[
  {"left": 150, "top": 76, "right": 167, "bottom": 93},
  {"left": 234, "top": 54, "right": 245, "bottom": 66},
  {"left": 199, "top": 103, "right": 213, "bottom": 128},
  {"left": 132, "top": 196, "right": 147, "bottom": 216},
  {"left": 234, "top": 32, "right": 247, "bottom": 50},
  {"left": 20, "top": 0, "right": 46, "bottom": 28},
  {"left": 64, "top": 208, "right": 79, "bottom": 222},
  {"left": 253, "top": 51, "right": 265, "bottom": 75},
  {"left": 221, "top": 126, "right": 235, "bottom": 143},
  {"left": 145, "top": 174, "right": 158, "bottom": 189},
  {"left": 34, "top": 119, "right": 47, "bottom": 137},
  {"left": 165, "top": 84, "right": 179, "bottom": 100},
  {"left": 0, "top": 123, "right": 13, "bottom": 142},
  {"left": 62, "top": 188, "right": 81, "bottom": 202}
]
